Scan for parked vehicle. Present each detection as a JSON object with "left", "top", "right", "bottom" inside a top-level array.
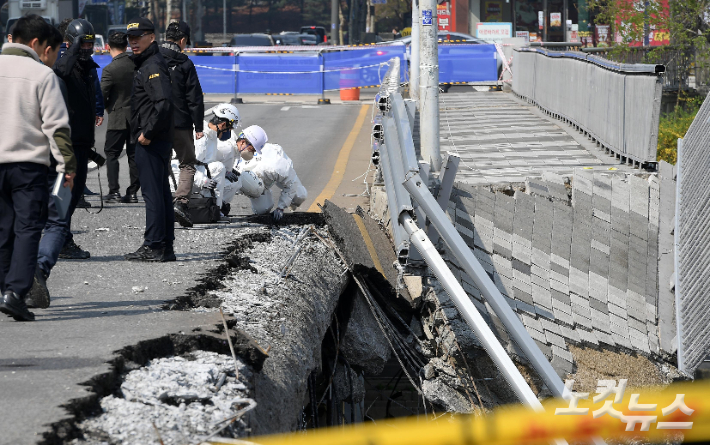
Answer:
[
  {"left": 229, "top": 33, "right": 274, "bottom": 47},
  {"left": 274, "top": 32, "right": 317, "bottom": 46},
  {"left": 107, "top": 24, "right": 127, "bottom": 37},
  {"left": 93, "top": 34, "right": 105, "bottom": 51},
  {"left": 387, "top": 31, "right": 487, "bottom": 46},
  {"left": 299, "top": 26, "right": 327, "bottom": 44}
]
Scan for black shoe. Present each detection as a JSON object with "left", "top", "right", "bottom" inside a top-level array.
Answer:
[
  {"left": 76, "top": 196, "right": 92, "bottom": 208},
  {"left": 84, "top": 186, "right": 98, "bottom": 196},
  {"left": 0, "top": 291, "right": 35, "bottom": 321},
  {"left": 163, "top": 244, "right": 177, "bottom": 262},
  {"left": 173, "top": 201, "right": 193, "bottom": 228},
  {"left": 26, "top": 268, "right": 50, "bottom": 309},
  {"left": 104, "top": 192, "right": 122, "bottom": 203},
  {"left": 221, "top": 203, "right": 231, "bottom": 217},
  {"left": 121, "top": 193, "right": 139, "bottom": 203},
  {"left": 59, "top": 239, "right": 91, "bottom": 260},
  {"left": 125, "top": 245, "right": 175, "bottom": 262}
]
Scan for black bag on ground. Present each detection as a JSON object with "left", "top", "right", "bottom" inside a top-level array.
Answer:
[
  {"left": 186, "top": 194, "right": 221, "bottom": 224},
  {"left": 170, "top": 161, "right": 221, "bottom": 224}
]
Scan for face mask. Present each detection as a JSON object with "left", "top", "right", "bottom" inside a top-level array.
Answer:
[
  {"left": 218, "top": 129, "right": 231, "bottom": 141},
  {"left": 240, "top": 149, "right": 254, "bottom": 161},
  {"left": 78, "top": 48, "right": 93, "bottom": 61}
]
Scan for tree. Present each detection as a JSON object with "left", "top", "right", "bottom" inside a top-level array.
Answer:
[{"left": 587, "top": 0, "right": 710, "bottom": 105}]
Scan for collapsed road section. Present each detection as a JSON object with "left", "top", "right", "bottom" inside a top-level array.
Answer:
[{"left": 62, "top": 206, "right": 433, "bottom": 444}]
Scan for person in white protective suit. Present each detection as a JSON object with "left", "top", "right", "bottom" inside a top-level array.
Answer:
[
  {"left": 233, "top": 125, "right": 307, "bottom": 221},
  {"left": 170, "top": 103, "right": 242, "bottom": 216}
]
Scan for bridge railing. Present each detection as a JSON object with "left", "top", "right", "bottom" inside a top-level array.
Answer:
[{"left": 513, "top": 47, "right": 664, "bottom": 165}]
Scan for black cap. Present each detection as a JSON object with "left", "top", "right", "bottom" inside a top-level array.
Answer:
[{"left": 126, "top": 17, "right": 155, "bottom": 36}]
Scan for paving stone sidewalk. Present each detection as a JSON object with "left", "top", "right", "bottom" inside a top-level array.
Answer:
[{"left": 438, "top": 92, "right": 630, "bottom": 185}]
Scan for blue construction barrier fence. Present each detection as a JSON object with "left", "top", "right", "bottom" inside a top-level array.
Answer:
[{"left": 94, "top": 44, "right": 498, "bottom": 95}]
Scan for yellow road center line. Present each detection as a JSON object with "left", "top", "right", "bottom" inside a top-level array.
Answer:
[
  {"left": 352, "top": 213, "right": 385, "bottom": 276},
  {"left": 307, "top": 104, "right": 370, "bottom": 212}
]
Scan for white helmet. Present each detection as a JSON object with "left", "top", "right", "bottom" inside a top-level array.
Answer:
[
  {"left": 240, "top": 170, "right": 265, "bottom": 199},
  {"left": 239, "top": 125, "right": 268, "bottom": 154},
  {"left": 213, "top": 103, "right": 240, "bottom": 129}
]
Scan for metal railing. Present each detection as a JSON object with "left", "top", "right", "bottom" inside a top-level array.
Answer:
[
  {"left": 583, "top": 46, "right": 710, "bottom": 92},
  {"left": 374, "top": 57, "right": 575, "bottom": 415},
  {"left": 674, "top": 93, "right": 710, "bottom": 376},
  {"left": 513, "top": 47, "right": 664, "bottom": 165}
]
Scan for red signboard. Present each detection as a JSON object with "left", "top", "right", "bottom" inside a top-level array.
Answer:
[{"left": 438, "top": 2, "right": 451, "bottom": 31}]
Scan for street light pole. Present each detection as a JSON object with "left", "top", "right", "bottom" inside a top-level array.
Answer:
[
  {"left": 410, "top": 0, "right": 420, "bottom": 102},
  {"left": 418, "top": 0, "right": 441, "bottom": 171},
  {"left": 331, "top": 0, "right": 338, "bottom": 44},
  {"left": 223, "top": 0, "right": 227, "bottom": 42}
]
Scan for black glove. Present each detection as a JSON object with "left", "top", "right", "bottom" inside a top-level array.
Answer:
[{"left": 225, "top": 169, "right": 239, "bottom": 183}]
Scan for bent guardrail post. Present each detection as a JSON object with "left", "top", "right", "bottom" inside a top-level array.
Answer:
[
  {"left": 428, "top": 153, "right": 460, "bottom": 245},
  {"left": 379, "top": 133, "right": 410, "bottom": 261},
  {"left": 400, "top": 213, "right": 545, "bottom": 408},
  {"left": 403, "top": 173, "right": 569, "bottom": 399}
]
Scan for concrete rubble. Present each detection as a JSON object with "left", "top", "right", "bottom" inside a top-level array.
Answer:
[
  {"left": 72, "top": 221, "right": 352, "bottom": 441},
  {"left": 74, "top": 351, "right": 253, "bottom": 445}
]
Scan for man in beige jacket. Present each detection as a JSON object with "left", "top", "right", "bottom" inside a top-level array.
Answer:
[{"left": 0, "top": 15, "right": 76, "bottom": 322}]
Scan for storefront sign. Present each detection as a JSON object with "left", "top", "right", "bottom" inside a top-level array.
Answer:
[
  {"left": 476, "top": 22, "right": 513, "bottom": 41},
  {"left": 437, "top": 3, "right": 450, "bottom": 31},
  {"left": 516, "top": 30, "right": 530, "bottom": 42},
  {"left": 595, "top": 24, "right": 610, "bottom": 45},
  {"left": 484, "top": 1, "right": 503, "bottom": 22},
  {"left": 550, "top": 12, "right": 561, "bottom": 27}
]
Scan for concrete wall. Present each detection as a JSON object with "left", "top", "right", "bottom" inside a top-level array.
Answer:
[{"left": 442, "top": 168, "right": 672, "bottom": 376}]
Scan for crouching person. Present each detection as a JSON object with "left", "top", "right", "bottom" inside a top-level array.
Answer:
[
  {"left": 170, "top": 104, "right": 240, "bottom": 217},
  {"left": 234, "top": 125, "right": 307, "bottom": 221}
]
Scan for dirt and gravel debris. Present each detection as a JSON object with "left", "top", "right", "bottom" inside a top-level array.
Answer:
[{"left": 73, "top": 351, "right": 253, "bottom": 445}]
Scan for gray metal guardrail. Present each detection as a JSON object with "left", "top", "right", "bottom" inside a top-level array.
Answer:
[
  {"left": 513, "top": 47, "right": 663, "bottom": 165},
  {"left": 373, "top": 59, "right": 588, "bottom": 432},
  {"left": 674, "top": 93, "right": 710, "bottom": 376}
]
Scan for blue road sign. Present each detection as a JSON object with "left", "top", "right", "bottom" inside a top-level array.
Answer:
[{"left": 422, "top": 9, "right": 433, "bottom": 26}]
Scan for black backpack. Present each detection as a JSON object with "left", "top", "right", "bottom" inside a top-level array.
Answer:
[{"left": 171, "top": 162, "right": 221, "bottom": 224}]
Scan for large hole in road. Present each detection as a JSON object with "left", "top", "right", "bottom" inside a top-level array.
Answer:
[{"left": 60, "top": 212, "right": 438, "bottom": 445}]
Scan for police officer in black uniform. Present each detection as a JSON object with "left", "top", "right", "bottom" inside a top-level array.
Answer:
[
  {"left": 53, "top": 18, "right": 99, "bottom": 260},
  {"left": 123, "top": 18, "right": 175, "bottom": 262}
]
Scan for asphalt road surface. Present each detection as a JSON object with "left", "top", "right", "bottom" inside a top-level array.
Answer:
[{"left": 0, "top": 101, "right": 370, "bottom": 444}]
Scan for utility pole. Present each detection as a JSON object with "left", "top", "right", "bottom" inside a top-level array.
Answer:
[
  {"left": 223, "top": 0, "right": 227, "bottom": 41},
  {"left": 418, "top": 0, "right": 441, "bottom": 171},
  {"left": 331, "top": 0, "right": 338, "bottom": 44},
  {"left": 410, "top": 0, "right": 420, "bottom": 101}
]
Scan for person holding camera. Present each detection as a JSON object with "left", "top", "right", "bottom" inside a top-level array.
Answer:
[
  {"left": 101, "top": 32, "right": 141, "bottom": 204},
  {"left": 0, "top": 16, "right": 75, "bottom": 321},
  {"left": 52, "top": 18, "right": 100, "bottom": 260},
  {"left": 124, "top": 18, "right": 176, "bottom": 262},
  {"left": 160, "top": 21, "right": 204, "bottom": 228}
]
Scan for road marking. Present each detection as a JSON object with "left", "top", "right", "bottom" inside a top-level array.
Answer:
[
  {"left": 302, "top": 105, "right": 320, "bottom": 109},
  {"left": 352, "top": 213, "right": 385, "bottom": 276},
  {"left": 280, "top": 106, "right": 291, "bottom": 111},
  {"left": 308, "top": 104, "right": 370, "bottom": 212}
]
